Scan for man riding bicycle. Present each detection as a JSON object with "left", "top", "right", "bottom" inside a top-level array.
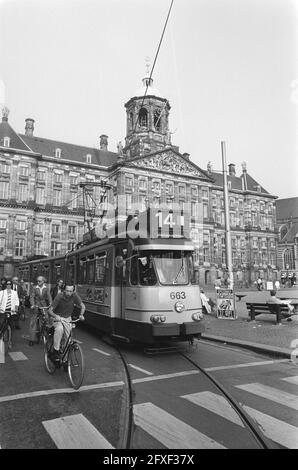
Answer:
[
  {"left": 29, "top": 276, "right": 52, "bottom": 346},
  {"left": 48, "top": 285, "right": 85, "bottom": 362}
]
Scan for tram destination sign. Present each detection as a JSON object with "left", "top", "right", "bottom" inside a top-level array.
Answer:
[
  {"left": 149, "top": 208, "right": 190, "bottom": 239},
  {"left": 215, "top": 288, "right": 237, "bottom": 320}
]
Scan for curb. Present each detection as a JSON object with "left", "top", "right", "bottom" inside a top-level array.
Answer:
[{"left": 201, "top": 333, "right": 293, "bottom": 359}]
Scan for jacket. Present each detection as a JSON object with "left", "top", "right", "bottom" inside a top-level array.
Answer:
[
  {"left": 30, "top": 284, "right": 52, "bottom": 308},
  {"left": 0, "top": 289, "right": 19, "bottom": 314}
]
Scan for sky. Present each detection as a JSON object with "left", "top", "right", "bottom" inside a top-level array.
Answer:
[{"left": 0, "top": 0, "right": 297, "bottom": 199}]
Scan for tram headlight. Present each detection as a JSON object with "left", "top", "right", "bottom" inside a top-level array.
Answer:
[
  {"left": 175, "top": 301, "right": 185, "bottom": 313},
  {"left": 150, "top": 314, "right": 167, "bottom": 324},
  {"left": 192, "top": 312, "right": 204, "bottom": 321}
]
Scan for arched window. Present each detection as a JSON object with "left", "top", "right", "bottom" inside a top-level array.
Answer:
[
  {"left": 284, "top": 248, "right": 294, "bottom": 269},
  {"left": 129, "top": 112, "right": 134, "bottom": 130},
  {"left": 138, "top": 108, "right": 148, "bottom": 128},
  {"left": 154, "top": 110, "right": 161, "bottom": 131}
]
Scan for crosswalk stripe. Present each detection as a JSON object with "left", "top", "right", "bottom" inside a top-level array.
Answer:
[
  {"left": 42, "top": 413, "right": 114, "bottom": 449},
  {"left": 243, "top": 405, "right": 298, "bottom": 449},
  {"left": 282, "top": 376, "right": 298, "bottom": 385},
  {"left": 205, "top": 359, "right": 288, "bottom": 372},
  {"left": 8, "top": 352, "right": 28, "bottom": 361},
  {"left": 93, "top": 348, "right": 111, "bottom": 356},
  {"left": 129, "top": 364, "right": 153, "bottom": 375},
  {"left": 236, "top": 383, "right": 298, "bottom": 410},
  {"left": 134, "top": 402, "right": 226, "bottom": 449},
  {"left": 181, "top": 391, "right": 244, "bottom": 426}
]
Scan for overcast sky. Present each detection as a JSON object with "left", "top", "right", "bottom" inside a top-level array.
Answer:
[{"left": 0, "top": 0, "right": 297, "bottom": 199}]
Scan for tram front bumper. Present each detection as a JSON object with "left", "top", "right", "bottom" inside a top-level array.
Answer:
[{"left": 152, "top": 321, "right": 205, "bottom": 337}]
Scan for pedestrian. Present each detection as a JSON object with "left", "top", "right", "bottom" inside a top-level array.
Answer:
[
  {"left": 0, "top": 277, "right": 6, "bottom": 290},
  {"left": 290, "top": 275, "right": 295, "bottom": 287},
  {"left": 11, "top": 276, "right": 24, "bottom": 330},
  {"left": 293, "top": 274, "right": 297, "bottom": 286},
  {"left": 267, "top": 289, "right": 295, "bottom": 322},
  {"left": 50, "top": 279, "right": 64, "bottom": 300},
  {"left": 29, "top": 276, "right": 52, "bottom": 346},
  {"left": 0, "top": 280, "right": 19, "bottom": 347},
  {"left": 214, "top": 277, "right": 221, "bottom": 290},
  {"left": 275, "top": 280, "right": 280, "bottom": 291},
  {"left": 200, "top": 290, "right": 215, "bottom": 314},
  {"left": 257, "top": 277, "right": 262, "bottom": 291}
]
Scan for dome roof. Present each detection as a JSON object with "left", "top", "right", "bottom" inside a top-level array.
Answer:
[{"left": 133, "top": 76, "right": 164, "bottom": 99}]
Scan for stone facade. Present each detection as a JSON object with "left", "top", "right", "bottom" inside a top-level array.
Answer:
[
  {"left": 0, "top": 76, "right": 279, "bottom": 285},
  {"left": 276, "top": 197, "right": 298, "bottom": 284}
]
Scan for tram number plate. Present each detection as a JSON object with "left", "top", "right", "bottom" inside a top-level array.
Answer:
[{"left": 170, "top": 291, "right": 186, "bottom": 299}]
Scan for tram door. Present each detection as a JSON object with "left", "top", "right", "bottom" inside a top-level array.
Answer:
[{"left": 115, "top": 244, "right": 128, "bottom": 322}]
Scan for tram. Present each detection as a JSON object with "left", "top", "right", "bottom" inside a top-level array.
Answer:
[{"left": 19, "top": 209, "right": 205, "bottom": 344}]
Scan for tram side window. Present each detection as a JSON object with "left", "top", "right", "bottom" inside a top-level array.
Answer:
[
  {"left": 66, "top": 260, "right": 75, "bottom": 285},
  {"left": 95, "top": 253, "right": 106, "bottom": 286},
  {"left": 87, "top": 256, "right": 95, "bottom": 284},
  {"left": 79, "top": 258, "right": 87, "bottom": 284}
]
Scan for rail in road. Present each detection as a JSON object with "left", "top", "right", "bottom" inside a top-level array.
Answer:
[{"left": 0, "top": 329, "right": 297, "bottom": 449}]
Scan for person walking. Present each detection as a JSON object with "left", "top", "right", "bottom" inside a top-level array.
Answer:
[
  {"left": 29, "top": 276, "right": 52, "bottom": 346},
  {"left": 275, "top": 280, "right": 280, "bottom": 291},
  {"left": 11, "top": 276, "right": 24, "bottom": 330},
  {"left": 0, "top": 280, "right": 19, "bottom": 348},
  {"left": 257, "top": 277, "right": 262, "bottom": 291}
]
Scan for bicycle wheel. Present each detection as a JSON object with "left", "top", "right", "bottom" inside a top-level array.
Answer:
[
  {"left": 3, "top": 326, "right": 11, "bottom": 354},
  {"left": 44, "top": 334, "right": 56, "bottom": 374},
  {"left": 67, "top": 342, "right": 84, "bottom": 390}
]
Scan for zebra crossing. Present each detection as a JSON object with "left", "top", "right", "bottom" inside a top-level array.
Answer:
[
  {"left": 1, "top": 372, "right": 297, "bottom": 448},
  {"left": 1, "top": 347, "right": 297, "bottom": 448}
]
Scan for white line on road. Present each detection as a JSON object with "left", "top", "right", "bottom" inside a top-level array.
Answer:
[
  {"left": 92, "top": 348, "right": 111, "bottom": 356},
  {"left": 243, "top": 405, "right": 298, "bottom": 449},
  {"left": 236, "top": 383, "right": 298, "bottom": 410},
  {"left": 42, "top": 413, "right": 114, "bottom": 449},
  {"left": 0, "top": 370, "right": 199, "bottom": 404},
  {"left": 282, "top": 376, "right": 298, "bottom": 385},
  {"left": 134, "top": 402, "right": 226, "bottom": 449},
  {"left": 205, "top": 359, "right": 288, "bottom": 372},
  {"left": 182, "top": 391, "right": 244, "bottom": 426},
  {"left": 8, "top": 352, "right": 28, "bottom": 361},
  {"left": 128, "top": 364, "right": 153, "bottom": 375}
]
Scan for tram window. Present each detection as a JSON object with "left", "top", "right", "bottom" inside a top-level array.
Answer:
[
  {"left": 138, "top": 256, "right": 157, "bottom": 286},
  {"left": 66, "top": 260, "right": 75, "bottom": 285},
  {"left": 87, "top": 256, "right": 95, "bottom": 284},
  {"left": 79, "top": 257, "right": 87, "bottom": 284},
  {"left": 130, "top": 255, "right": 138, "bottom": 285},
  {"left": 95, "top": 253, "right": 106, "bottom": 286}
]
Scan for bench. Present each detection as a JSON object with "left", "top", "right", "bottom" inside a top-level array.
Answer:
[
  {"left": 246, "top": 302, "right": 290, "bottom": 324},
  {"left": 235, "top": 294, "right": 246, "bottom": 302}
]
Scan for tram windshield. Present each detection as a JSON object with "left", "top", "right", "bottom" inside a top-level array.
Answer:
[{"left": 132, "top": 250, "right": 195, "bottom": 286}]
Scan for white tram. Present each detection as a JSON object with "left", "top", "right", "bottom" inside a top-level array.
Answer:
[{"left": 19, "top": 209, "right": 205, "bottom": 344}]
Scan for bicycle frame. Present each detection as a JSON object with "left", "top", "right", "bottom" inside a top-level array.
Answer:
[{"left": 59, "top": 318, "right": 79, "bottom": 361}]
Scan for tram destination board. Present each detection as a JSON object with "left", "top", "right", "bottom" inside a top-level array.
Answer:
[
  {"left": 149, "top": 208, "right": 190, "bottom": 239},
  {"left": 216, "top": 288, "right": 237, "bottom": 320}
]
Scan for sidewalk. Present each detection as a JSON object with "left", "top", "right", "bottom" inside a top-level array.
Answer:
[{"left": 201, "top": 288, "right": 298, "bottom": 358}]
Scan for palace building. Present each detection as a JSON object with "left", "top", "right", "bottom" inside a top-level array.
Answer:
[{"left": 0, "top": 75, "right": 279, "bottom": 285}]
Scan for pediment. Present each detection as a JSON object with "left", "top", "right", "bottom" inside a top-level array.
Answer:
[{"left": 127, "top": 150, "right": 208, "bottom": 179}]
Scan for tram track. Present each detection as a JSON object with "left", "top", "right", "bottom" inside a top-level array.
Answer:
[{"left": 178, "top": 350, "right": 275, "bottom": 449}]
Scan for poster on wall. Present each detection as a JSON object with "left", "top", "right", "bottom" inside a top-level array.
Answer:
[{"left": 216, "top": 288, "right": 237, "bottom": 320}]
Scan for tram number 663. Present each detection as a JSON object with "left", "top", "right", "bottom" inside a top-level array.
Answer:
[{"left": 170, "top": 291, "right": 186, "bottom": 299}]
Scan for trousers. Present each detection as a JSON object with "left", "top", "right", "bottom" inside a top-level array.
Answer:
[{"left": 53, "top": 317, "right": 72, "bottom": 351}]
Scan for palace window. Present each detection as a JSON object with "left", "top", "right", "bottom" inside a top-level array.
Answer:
[
  {"left": 51, "top": 224, "right": 60, "bottom": 234},
  {"left": 19, "top": 166, "right": 29, "bottom": 177},
  {"left": 126, "top": 193, "right": 132, "bottom": 210},
  {"left": 154, "top": 110, "right": 161, "bottom": 131},
  {"left": 138, "top": 108, "right": 148, "bottom": 128},
  {"left": 125, "top": 175, "right": 133, "bottom": 187},
  {"left": 0, "top": 238, "right": 5, "bottom": 254},
  {"left": 51, "top": 241, "right": 62, "bottom": 257},
  {"left": 18, "top": 184, "right": 28, "bottom": 202},
  {"left": 1, "top": 163, "right": 10, "bottom": 174},
  {"left": 36, "top": 187, "right": 45, "bottom": 205},
  {"left": 86, "top": 154, "right": 92, "bottom": 164},
  {"left": 55, "top": 148, "right": 61, "bottom": 158},
  {"left": 16, "top": 220, "right": 26, "bottom": 231},
  {"left": 15, "top": 239, "right": 25, "bottom": 257},
  {"left": 37, "top": 170, "right": 46, "bottom": 180},
  {"left": 53, "top": 189, "right": 62, "bottom": 206},
  {"left": 3, "top": 137, "right": 10, "bottom": 147},
  {"left": 34, "top": 240, "right": 42, "bottom": 255},
  {"left": 284, "top": 248, "right": 295, "bottom": 270},
  {"left": 68, "top": 225, "right": 76, "bottom": 235},
  {"left": 0, "top": 182, "right": 9, "bottom": 199},
  {"left": 54, "top": 172, "right": 63, "bottom": 183},
  {"left": 0, "top": 219, "right": 7, "bottom": 229}
]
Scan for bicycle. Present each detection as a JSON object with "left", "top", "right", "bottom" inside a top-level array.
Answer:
[
  {"left": 0, "top": 312, "right": 12, "bottom": 355},
  {"left": 44, "top": 318, "right": 84, "bottom": 390},
  {"left": 29, "top": 306, "right": 51, "bottom": 346}
]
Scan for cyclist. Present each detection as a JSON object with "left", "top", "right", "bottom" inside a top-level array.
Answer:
[
  {"left": 48, "top": 285, "right": 85, "bottom": 362},
  {"left": 0, "top": 280, "right": 19, "bottom": 348},
  {"left": 29, "top": 276, "right": 52, "bottom": 346}
]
